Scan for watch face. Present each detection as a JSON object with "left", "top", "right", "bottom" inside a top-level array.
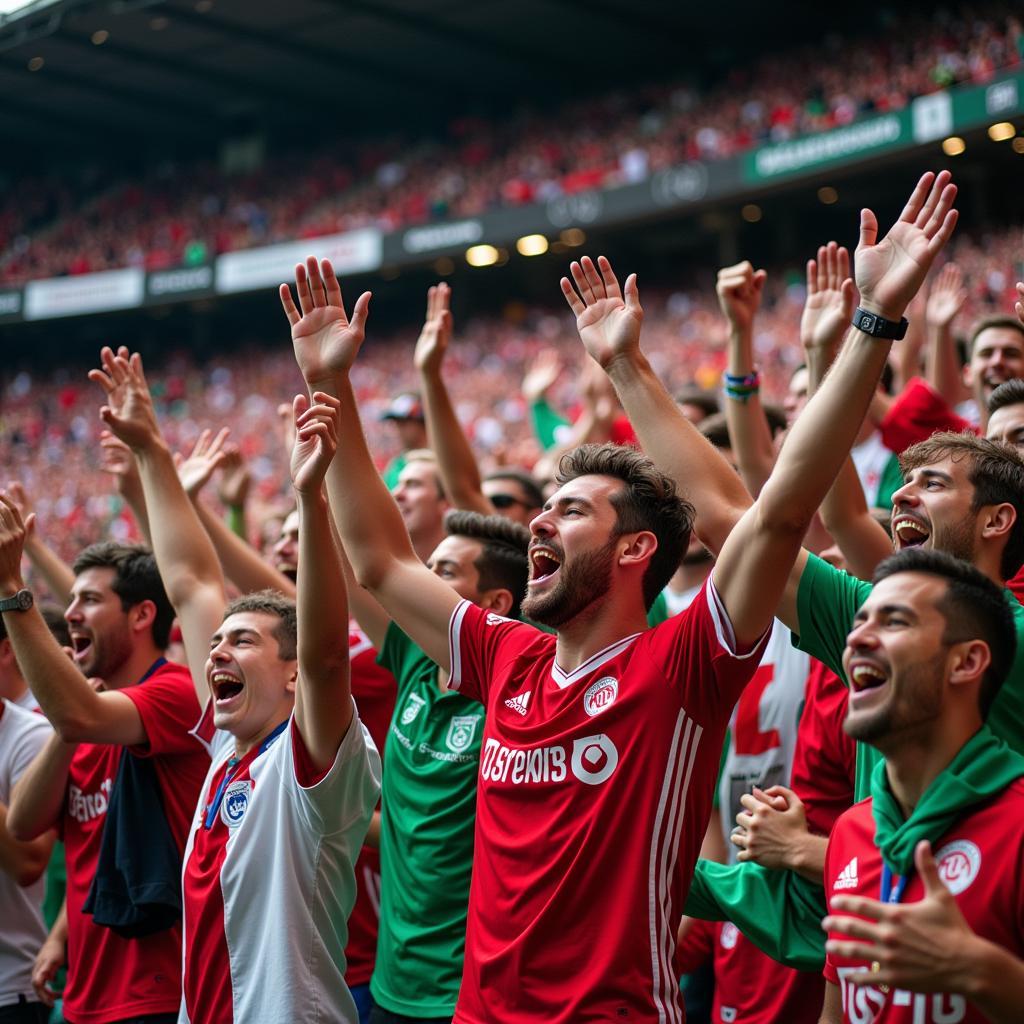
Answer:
[
  {"left": 15, "top": 590, "right": 32, "bottom": 611},
  {"left": 858, "top": 312, "right": 876, "bottom": 332}
]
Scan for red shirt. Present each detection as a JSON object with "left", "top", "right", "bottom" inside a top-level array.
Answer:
[
  {"left": 878, "top": 377, "right": 976, "bottom": 454},
  {"left": 824, "top": 781, "right": 1024, "bottom": 1022},
  {"left": 345, "top": 625, "right": 397, "bottom": 988},
  {"left": 447, "top": 580, "right": 768, "bottom": 1024},
  {"left": 677, "top": 920, "right": 821, "bottom": 1024},
  {"left": 62, "top": 661, "right": 207, "bottom": 1024},
  {"left": 1008, "top": 566, "right": 1024, "bottom": 606},
  {"left": 791, "top": 659, "right": 856, "bottom": 837}
]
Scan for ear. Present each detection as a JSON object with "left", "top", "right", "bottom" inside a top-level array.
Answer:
[
  {"left": 980, "top": 502, "right": 1017, "bottom": 545},
  {"left": 948, "top": 639, "right": 991, "bottom": 690},
  {"left": 284, "top": 665, "right": 298, "bottom": 696},
  {"left": 617, "top": 530, "right": 658, "bottom": 569},
  {"left": 130, "top": 600, "right": 157, "bottom": 636},
  {"left": 479, "top": 588, "right": 514, "bottom": 617},
  {"left": 0, "top": 637, "right": 13, "bottom": 667}
]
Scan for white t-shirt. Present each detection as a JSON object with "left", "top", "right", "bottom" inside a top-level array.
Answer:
[
  {"left": 11, "top": 690, "right": 38, "bottom": 712},
  {"left": 179, "top": 704, "right": 381, "bottom": 1024},
  {"left": 850, "top": 430, "right": 893, "bottom": 508},
  {"left": 0, "top": 699, "right": 53, "bottom": 1003}
]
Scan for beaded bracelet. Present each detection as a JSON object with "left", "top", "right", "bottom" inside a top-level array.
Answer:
[{"left": 723, "top": 369, "right": 760, "bottom": 403}]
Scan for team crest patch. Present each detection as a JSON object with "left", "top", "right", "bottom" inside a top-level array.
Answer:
[
  {"left": 486, "top": 612, "right": 510, "bottom": 627},
  {"left": 400, "top": 693, "right": 426, "bottom": 726},
  {"left": 445, "top": 715, "right": 479, "bottom": 753},
  {"left": 720, "top": 923, "right": 739, "bottom": 950},
  {"left": 934, "top": 839, "right": 982, "bottom": 895},
  {"left": 221, "top": 780, "right": 252, "bottom": 828},
  {"left": 583, "top": 676, "right": 618, "bottom": 717}
]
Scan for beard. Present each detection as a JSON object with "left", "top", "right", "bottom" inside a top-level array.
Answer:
[
  {"left": 81, "top": 625, "right": 134, "bottom": 682},
  {"left": 522, "top": 537, "right": 617, "bottom": 628},
  {"left": 931, "top": 516, "right": 977, "bottom": 564}
]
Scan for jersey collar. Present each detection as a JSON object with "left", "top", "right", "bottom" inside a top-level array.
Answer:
[{"left": 550, "top": 632, "right": 642, "bottom": 689}]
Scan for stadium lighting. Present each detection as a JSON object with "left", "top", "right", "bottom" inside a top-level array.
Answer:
[
  {"left": 560, "top": 228, "right": 586, "bottom": 247},
  {"left": 516, "top": 234, "right": 549, "bottom": 257},
  {"left": 91, "top": 29, "right": 108, "bottom": 44},
  {"left": 27, "top": 55, "right": 43, "bottom": 71},
  {"left": 988, "top": 122, "right": 1016, "bottom": 142},
  {"left": 817, "top": 186, "right": 839, "bottom": 205},
  {"left": 0, "top": 0, "right": 41, "bottom": 12},
  {"left": 741, "top": 204, "right": 762, "bottom": 223},
  {"left": 466, "top": 245, "right": 499, "bottom": 267},
  {"left": 1013, "top": 137, "right": 1024, "bottom": 154},
  {"left": 941, "top": 136, "right": 966, "bottom": 156}
]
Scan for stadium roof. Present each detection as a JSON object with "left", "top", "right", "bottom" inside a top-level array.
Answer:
[{"left": 0, "top": 0, "right": 898, "bottom": 164}]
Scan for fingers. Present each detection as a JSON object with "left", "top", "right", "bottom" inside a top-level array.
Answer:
[
  {"left": 897, "top": 171, "right": 936, "bottom": 225},
  {"left": 280, "top": 284, "right": 300, "bottom": 327},
  {"left": 350, "top": 291, "right": 372, "bottom": 336},
  {"left": 1016, "top": 281, "right": 1024, "bottom": 325},
  {"left": 321, "top": 258, "right": 343, "bottom": 308},
  {"left": 569, "top": 261, "right": 596, "bottom": 305},
  {"left": 858, "top": 208, "right": 878, "bottom": 250},
  {"left": 824, "top": 938, "right": 887, "bottom": 962},
  {"left": 294, "top": 261, "right": 313, "bottom": 316},
  {"left": 926, "top": 207, "right": 959, "bottom": 258},
  {"left": 305, "top": 255, "right": 326, "bottom": 307},
  {"left": 914, "top": 840, "right": 945, "bottom": 895},
  {"left": 597, "top": 256, "right": 622, "bottom": 300},
  {"left": 828, "top": 894, "right": 889, "bottom": 921},
  {"left": 623, "top": 273, "right": 641, "bottom": 314},
  {"left": 580, "top": 256, "right": 604, "bottom": 300},
  {"left": 805, "top": 258, "right": 817, "bottom": 295},
  {"left": 561, "top": 277, "right": 586, "bottom": 317}
]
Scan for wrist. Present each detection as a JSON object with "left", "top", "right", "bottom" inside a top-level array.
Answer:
[
  {"left": 0, "top": 577, "right": 26, "bottom": 598},
  {"left": 304, "top": 373, "right": 344, "bottom": 396},
  {"left": 856, "top": 298, "right": 906, "bottom": 324},
  {"left": 958, "top": 933, "right": 1008, "bottom": 999}
]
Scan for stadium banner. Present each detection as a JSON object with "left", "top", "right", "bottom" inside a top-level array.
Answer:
[
  {"left": 744, "top": 69, "right": 1024, "bottom": 183},
  {"left": 215, "top": 228, "right": 382, "bottom": 294},
  {"left": 0, "top": 288, "right": 22, "bottom": 323},
  {"left": 23, "top": 268, "right": 145, "bottom": 321},
  {"left": 145, "top": 264, "right": 216, "bottom": 303}
]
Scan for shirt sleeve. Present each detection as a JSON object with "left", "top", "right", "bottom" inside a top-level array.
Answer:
[
  {"left": 376, "top": 621, "right": 412, "bottom": 681},
  {"left": 793, "top": 555, "right": 873, "bottom": 680},
  {"left": 123, "top": 666, "right": 206, "bottom": 758},
  {"left": 286, "top": 703, "right": 382, "bottom": 836},
  {"left": 9, "top": 714, "right": 53, "bottom": 788},
  {"left": 645, "top": 579, "right": 770, "bottom": 722},
  {"left": 674, "top": 917, "right": 715, "bottom": 976},
  {"left": 878, "top": 376, "right": 977, "bottom": 453},
  {"left": 822, "top": 828, "right": 841, "bottom": 984},
  {"left": 447, "top": 600, "right": 550, "bottom": 705}
]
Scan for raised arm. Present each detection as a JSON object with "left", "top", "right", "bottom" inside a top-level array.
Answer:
[
  {"left": 6, "top": 483, "right": 75, "bottom": 607},
  {"left": 717, "top": 260, "right": 776, "bottom": 496},
  {"left": 806, "top": 243, "right": 893, "bottom": 579},
  {"left": 414, "top": 283, "right": 491, "bottom": 516},
  {"left": 89, "top": 349, "right": 226, "bottom": 706},
  {"left": 924, "top": 262, "right": 967, "bottom": 406},
  {"left": 98, "top": 433, "right": 152, "bottom": 544},
  {"left": 280, "top": 257, "right": 460, "bottom": 669},
  {"left": 289, "top": 392, "right": 355, "bottom": 770}
]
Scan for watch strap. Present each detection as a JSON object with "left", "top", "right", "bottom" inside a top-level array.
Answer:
[
  {"left": 0, "top": 589, "right": 33, "bottom": 613},
  {"left": 853, "top": 307, "right": 908, "bottom": 340}
]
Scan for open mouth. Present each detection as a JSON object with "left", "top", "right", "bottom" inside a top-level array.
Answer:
[
  {"left": 892, "top": 514, "right": 930, "bottom": 549},
  {"left": 848, "top": 662, "right": 889, "bottom": 704},
  {"left": 528, "top": 547, "right": 562, "bottom": 587},
  {"left": 70, "top": 633, "right": 93, "bottom": 663},
  {"left": 211, "top": 672, "right": 245, "bottom": 705}
]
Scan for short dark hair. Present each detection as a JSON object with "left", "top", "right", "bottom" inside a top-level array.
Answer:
[
  {"left": 0, "top": 601, "right": 70, "bottom": 646},
  {"left": 968, "top": 314, "right": 1024, "bottom": 358},
  {"left": 444, "top": 510, "right": 530, "bottom": 619},
  {"left": 699, "top": 413, "right": 731, "bottom": 451},
  {"left": 898, "top": 431, "right": 1024, "bottom": 581},
  {"left": 674, "top": 387, "right": 720, "bottom": 421},
  {"left": 223, "top": 590, "right": 297, "bottom": 660},
  {"left": 872, "top": 548, "right": 1016, "bottom": 717},
  {"left": 762, "top": 403, "right": 787, "bottom": 438},
  {"left": 988, "top": 379, "right": 1024, "bottom": 417},
  {"left": 483, "top": 469, "right": 544, "bottom": 510},
  {"left": 557, "top": 443, "right": 693, "bottom": 609},
  {"left": 72, "top": 542, "right": 174, "bottom": 649}
]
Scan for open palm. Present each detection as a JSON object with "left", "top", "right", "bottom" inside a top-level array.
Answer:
[
  {"left": 88, "top": 347, "right": 162, "bottom": 451},
  {"left": 280, "top": 256, "right": 371, "bottom": 383},
  {"left": 800, "top": 242, "right": 855, "bottom": 351},
  {"left": 561, "top": 255, "right": 643, "bottom": 368},
  {"left": 290, "top": 392, "right": 339, "bottom": 494}
]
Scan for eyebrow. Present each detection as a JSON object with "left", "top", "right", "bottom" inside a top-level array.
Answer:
[
  {"left": 71, "top": 588, "right": 104, "bottom": 601},
  {"left": 912, "top": 468, "right": 954, "bottom": 485},
  {"left": 542, "top": 495, "right": 596, "bottom": 513},
  {"left": 854, "top": 602, "right": 918, "bottom": 623},
  {"left": 210, "top": 627, "right": 261, "bottom": 644},
  {"left": 433, "top": 559, "right": 459, "bottom": 571}
]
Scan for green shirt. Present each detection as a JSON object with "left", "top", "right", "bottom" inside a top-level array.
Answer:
[
  {"left": 370, "top": 623, "right": 483, "bottom": 1017},
  {"left": 793, "top": 552, "right": 1024, "bottom": 798}
]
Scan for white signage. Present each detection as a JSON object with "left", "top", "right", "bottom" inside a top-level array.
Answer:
[{"left": 24, "top": 268, "right": 145, "bottom": 320}]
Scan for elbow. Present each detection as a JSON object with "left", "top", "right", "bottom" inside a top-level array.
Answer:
[
  {"left": 755, "top": 493, "right": 816, "bottom": 539},
  {"left": 52, "top": 709, "right": 99, "bottom": 745},
  {"left": 15, "top": 856, "right": 47, "bottom": 888},
  {"left": 353, "top": 559, "right": 390, "bottom": 594}
]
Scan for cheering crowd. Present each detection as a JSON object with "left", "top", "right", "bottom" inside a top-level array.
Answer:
[{"left": 1, "top": 166, "right": 1024, "bottom": 1024}]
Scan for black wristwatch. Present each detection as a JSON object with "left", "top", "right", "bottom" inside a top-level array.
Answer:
[
  {"left": 853, "top": 307, "right": 908, "bottom": 340},
  {"left": 0, "top": 589, "right": 33, "bottom": 613}
]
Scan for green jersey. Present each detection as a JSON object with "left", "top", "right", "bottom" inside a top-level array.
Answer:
[{"left": 370, "top": 623, "right": 483, "bottom": 1017}]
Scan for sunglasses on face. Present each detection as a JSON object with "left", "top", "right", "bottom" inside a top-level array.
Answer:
[{"left": 488, "top": 493, "right": 531, "bottom": 510}]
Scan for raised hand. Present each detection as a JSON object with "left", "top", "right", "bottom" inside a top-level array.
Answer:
[
  {"left": 174, "top": 428, "right": 231, "bottom": 498},
  {"left": 561, "top": 255, "right": 643, "bottom": 369},
  {"left": 279, "top": 256, "right": 371, "bottom": 385},
  {"left": 522, "top": 349, "right": 563, "bottom": 403},
  {"left": 732, "top": 785, "right": 808, "bottom": 870},
  {"left": 413, "top": 282, "right": 453, "bottom": 375},
  {"left": 717, "top": 260, "right": 767, "bottom": 334},
  {"left": 855, "top": 170, "right": 958, "bottom": 322},
  {"left": 800, "top": 241, "right": 856, "bottom": 351},
  {"left": 824, "top": 840, "right": 977, "bottom": 993},
  {"left": 99, "top": 431, "right": 143, "bottom": 499},
  {"left": 290, "top": 392, "right": 340, "bottom": 494},
  {"left": 216, "top": 443, "right": 251, "bottom": 508},
  {"left": 88, "top": 347, "right": 162, "bottom": 451},
  {"left": 4, "top": 482, "right": 37, "bottom": 543},
  {"left": 1015, "top": 281, "right": 1023, "bottom": 326},
  {"left": 926, "top": 262, "right": 966, "bottom": 329},
  {"left": 0, "top": 491, "right": 32, "bottom": 592}
]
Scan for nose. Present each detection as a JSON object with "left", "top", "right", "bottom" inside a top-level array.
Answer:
[
  {"left": 889, "top": 479, "right": 918, "bottom": 509},
  {"left": 529, "top": 508, "right": 554, "bottom": 538},
  {"left": 846, "top": 617, "right": 880, "bottom": 652},
  {"left": 65, "top": 599, "right": 82, "bottom": 624}
]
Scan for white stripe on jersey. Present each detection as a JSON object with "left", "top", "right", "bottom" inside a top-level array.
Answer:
[
  {"left": 448, "top": 599, "right": 471, "bottom": 690},
  {"left": 647, "top": 710, "right": 703, "bottom": 1024}
]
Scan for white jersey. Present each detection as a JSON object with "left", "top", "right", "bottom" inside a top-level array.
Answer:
[
  {"left": 179, "top": 705, "right": 381, "bottom": 1024},
  {"left": 717, "top": 620, "right": 809, "bottom": 860},
  {"left": 0, "top": 699, "right": 53, "bottom": 1003}
]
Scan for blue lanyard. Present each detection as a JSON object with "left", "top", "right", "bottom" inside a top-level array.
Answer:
[
  {"left": 879, "top": 863, "right": 910, "bottom": 904},
  {"left": 203, "top": 720, "right": 288, "bottom": 829}
]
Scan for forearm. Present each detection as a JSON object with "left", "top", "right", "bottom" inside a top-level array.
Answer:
[
  {"left": 724, "top": 326, "right": 776, "bottom": 497},
  {"left": 22, "top": 538, "right": 75, "bottom": 607},
  {"left": 419, "top": 367, "right": 491, "bottom": 515},
  {"left": 115, "top": 475, "right": 152, "bottom": 546},
  {"left": 961, "top": 936, "right": 1024, "bottom": 1023},
  {"left": 364, "top": 809, "right": 380, "bottom": 849},
  {"left": 329, "top": 516, "right": 390, "bottom": 651},
  {"left": 0, "top": 802, "right": 53, "bottom": 886},
  {"left": 194, "top": 498, "right": 295, "bottom": 598},
  {"left": 925, "top": 322, "right": 963, "bottom": 406},
  {"left": 606, "top": 351, "right": 751, "bottom": 553},
  {"left": 8, "top": 734, "right": 75, "bottom": 840},
  {"left": 789, "top": 832, "right": 828, "bottom": 884}
]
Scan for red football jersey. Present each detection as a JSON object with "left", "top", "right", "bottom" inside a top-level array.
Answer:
[
  {"left": 447, "top": 580, "right": 768, "bottom": 1024},
  {"left": 1008, "top": 565, "right": 1024, "bottom": 607},
  {"left": 62, "top": 661, "right": 207, "bottom": 1024},
  {"left": 791, "top": 659, "right": 856, "bottom": 837},
  {"left": 345, "top": 624, "right": 397, "bottom": 988},
  {"left": 677, "top": 920, "right": 821, "bottom": 1024},
  {"left": 824, "top": 781, "right": 1024, "bottom": 1023}
]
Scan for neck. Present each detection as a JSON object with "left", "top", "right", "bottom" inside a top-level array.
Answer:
[
  {"left": 553, "top": 591, "right": 649, "bottom": 674},
  {"left": 102, "top": 645, "right": 165, "bottom": 692},
  {"left": 233, "top": 714, "right": 289, "bottom": 759},
  {"left": 972, "top": 546, "right": 1005, "bottom": 588},
  {"left": 0, "top": 673, "right": 28, "bottom": 704},
  {"left": 670, "top": 560, "right": 712, "bottom": 594},
  {"left": 877, "top": 712, "right": 982, "bottom": 818}
]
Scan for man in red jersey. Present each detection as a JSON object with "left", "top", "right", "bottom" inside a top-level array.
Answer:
[
  {"left": 3, "top": 539, "right": 208, "bottom": 1024},
  {"left": 820, "top": 548, "right": 1024, "bottom": 1022},
  {"left": 274, "top": 173, "right": 945, "bottom": 1020}
]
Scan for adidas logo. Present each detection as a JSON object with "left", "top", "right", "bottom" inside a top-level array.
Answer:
[
  {"left": 504, "top": 690, "right": 531, "bottom": 717},
  {"left": 833, "top": 857, "right": 859, "bottom": 891}
]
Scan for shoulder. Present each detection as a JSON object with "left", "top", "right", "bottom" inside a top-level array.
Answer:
[{"left": 829, "top": 797, "right": 875, "bottom": 844}]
